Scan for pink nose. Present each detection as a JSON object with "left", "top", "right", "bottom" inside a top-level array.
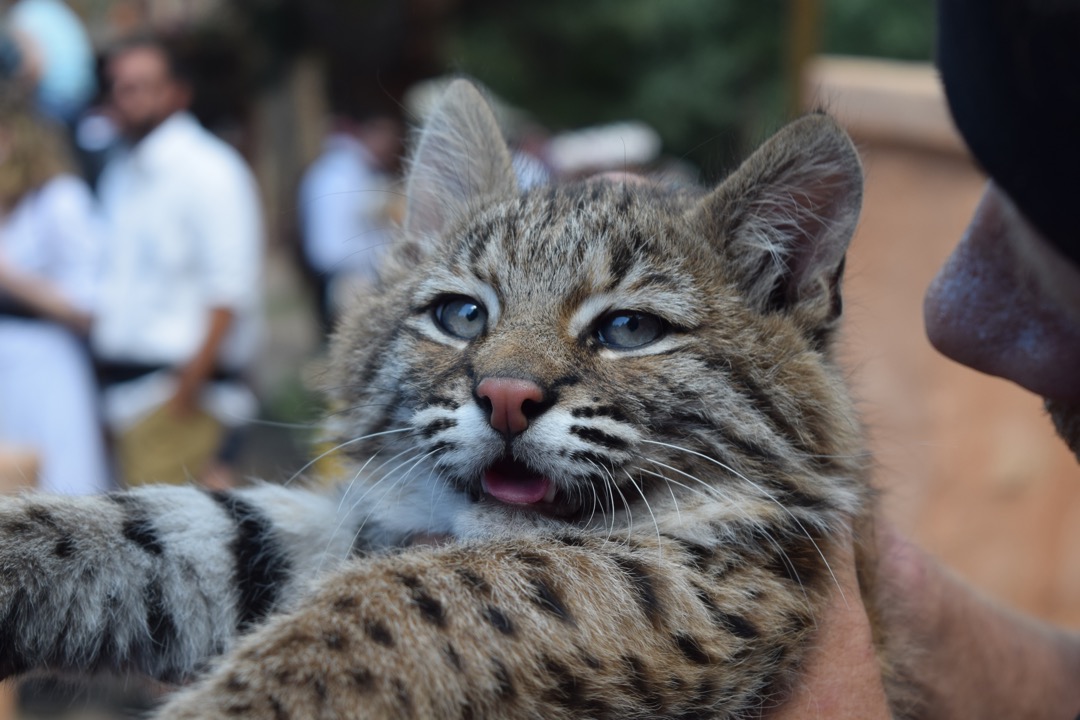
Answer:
[{"left": 475, "top": 378, "right": 545, "bottom": 437}]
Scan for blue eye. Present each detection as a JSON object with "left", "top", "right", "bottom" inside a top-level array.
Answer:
[
  {"left": 433, "top": 297, "right": 487, "bottom": 339},
  {"left": 595, "top": 311, "right": 665, "bottom": 349}
]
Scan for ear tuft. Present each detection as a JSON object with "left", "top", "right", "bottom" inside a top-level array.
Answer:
[
  {"left": 403, "top": 80, "right": 518, "bottom": 243},
  {"left": 696, "top": 114, "right": 863, "bottom": 329}
]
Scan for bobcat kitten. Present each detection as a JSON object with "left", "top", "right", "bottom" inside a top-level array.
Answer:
[{"left": 0, "top": 81, "right": 896, "bottom": 718}]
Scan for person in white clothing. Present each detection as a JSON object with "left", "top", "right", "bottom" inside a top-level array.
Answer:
[
  {"left": 298, "top": 109, "right": 401, "bottom": 329},
  {"left": 0, "top": 97, "right": 109, "bottom": 494},
  {"left": 92, "top": 38, "right": 264, "bottom": 489}
]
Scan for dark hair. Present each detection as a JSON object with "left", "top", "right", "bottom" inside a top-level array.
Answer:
[
  {"left": 0, "top": 92, "right": 74, "bottom": 209},
  {"left": 938, "top": 0, "right": 1080, "bottom": 266},
  {"left": 107, "top": 34, "right": 195, "bottom": 87}
]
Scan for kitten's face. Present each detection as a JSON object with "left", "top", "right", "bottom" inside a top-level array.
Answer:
[
  {"left": 381, "top": 183, "right": 753, "bottom": 530},
  {"left": 326, "top": 83, "right": 865, "bottom": 542}
]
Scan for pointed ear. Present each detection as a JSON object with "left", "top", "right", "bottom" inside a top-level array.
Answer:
[
  {"left": 403, "top": 80, "right": 518, "bottom": 243},
  {"left": 695, "top": 114, "right": 862, "bottom": 329}
]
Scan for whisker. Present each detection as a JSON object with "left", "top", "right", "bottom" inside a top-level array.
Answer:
[
  {"left": 639, "top": 438, "right": 846, "bottom": 603},
  {"left": 635, "top": 455, "right": 821, "bottom": 616},
  {"left": 428, "top": 468, "right": 452, "bottom": 531},
  {"left": 586, "top": 460, "right": 618, "bottom": 542},
  {"left": 584, "top": 477, "right": 601, "bottom": 528},
  {"left": 334, "top": 451, "right": 384, "bottom": 514},
  {"left": 635, "top": 459, "right": 739, "bottom": 508},
  {"left": 243, "top": 417, "right": 324, "bottom": 430},
  {"left": 665, "top": 473, "right": 683, "bottom": 523},
  {"left": 349, "top": 448, "right": 442, "bottom": 549},
  {"left": 634, "top": 464, "right": 815, "bottom": 611},
  {"left": 623, "top": 469, "right": 662, "bottom": 560},
  {"left": 597, "top": 462, "right": 634, "bottom": 546},
  {"left": 285, "top": 427, "right": 412, "bottom": 486},
  {"left": 326, "top": 443, "right": 428, "bottom": 552},
  {"left": 318, "top": 450, "right": 387, "bottom": 565},
  {"left": 337, "top": 443, "right": 420, "bottom": 514}
]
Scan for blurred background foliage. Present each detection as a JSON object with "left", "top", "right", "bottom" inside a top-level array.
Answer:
[
  {"left": 448, "top": 0, "right": 786, "bottom": 179},
  {"left": 203, "top": 0, "right": 933, "bottom": 178},
  {"left": 823, "top": 0, "right": 935, "bottom": 61},
  {"left": 447, "top": 0, "right": 934, "bottom": 178}
]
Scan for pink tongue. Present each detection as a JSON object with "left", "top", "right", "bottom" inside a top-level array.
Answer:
[{"left": 483, "top": 468, "right": 551, "bottom": 505}]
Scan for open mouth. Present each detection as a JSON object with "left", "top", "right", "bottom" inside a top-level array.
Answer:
[{"left": 479, "top": 457, "right": 576, "bottom": 516}]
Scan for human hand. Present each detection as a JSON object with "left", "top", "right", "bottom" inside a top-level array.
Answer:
[
  {"left": 59, "top": 307, "right": 92, "bottom": 335},
  {"left": 764, "top": 524, "right": 891, "bottom": 719},
  {"left": 769, "top": 519, "right": 1080, "bottom": 719},
  {"left": 168, "top": 367, "right": 203, "bottom": 418},
  {"left": 0, "top": 257, "right": 92, "bottom": 334},
  {"left": 198, "top": 461, "right": 236, "bottom": 491},
  {"left": 170, "top": 307, "right": 233, "bottom": 418}
]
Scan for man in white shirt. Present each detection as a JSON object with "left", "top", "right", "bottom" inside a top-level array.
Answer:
[{"left": 92, "top": 38, "right": 263, "bottom": 488}]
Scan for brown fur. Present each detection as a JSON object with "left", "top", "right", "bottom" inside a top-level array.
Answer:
[{"left": 157, "top": 81, "right": 906, "bottom": 719}]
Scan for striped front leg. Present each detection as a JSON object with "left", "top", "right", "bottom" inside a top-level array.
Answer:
[
  {"left": 157, "top": 533, "right": 824, "bottom": 719},
  {"left": 0, "top": 484, "right": 350, "bottom": 682}
]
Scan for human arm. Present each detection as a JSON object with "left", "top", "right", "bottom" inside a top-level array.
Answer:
[
  {"left": 765, "top": 527, "right": 890, "bottom": 719},
  {"left": 0, "top": 177, "right": 101, "bottom": 333},
  {"left": 170, "top": 151, "right": 263, "bottom": 416},
  {"left": 0, "top": 256, "right": 91, "bottom": 333},
  {"left": 769, "top": 524, "right": 1080, "bottom": 719},
  {"left": 886, "top": 531, "right": 1080, "bottom": 719},
  {"left": 169, "top": 306, "right": 234, "bottom": 417}
]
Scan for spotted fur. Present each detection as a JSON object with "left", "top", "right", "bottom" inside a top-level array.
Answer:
[{"left": 0, "top": 81, "right": 904, "bottom": 718}]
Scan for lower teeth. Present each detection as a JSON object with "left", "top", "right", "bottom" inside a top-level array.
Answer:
[{"left": 543, "top": 483, "right": 558, "bottom": 503}]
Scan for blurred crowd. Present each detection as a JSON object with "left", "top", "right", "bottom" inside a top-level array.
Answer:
[
  {"left": 0, "top": 16, "right": 268, "bottom": 494},
  {"left": 0, "top": 0, "right": 395, "bottom": 496},
  {"left": 0, "top": 0, "right": 667, "bottom": 498}
]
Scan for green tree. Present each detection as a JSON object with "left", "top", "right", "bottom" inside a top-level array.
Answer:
[
  {"left": 449, "top": 0, "right": 790, "bottom": 179},
  {"left": 823, "top": 0, "right": 935, "bottom": 61},
  {"left": 449, "top": 0, "right": 935, "bottom": 177}
]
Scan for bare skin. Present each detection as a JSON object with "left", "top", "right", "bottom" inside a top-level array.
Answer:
[
  {"left": 168, "top": 306, "right": 236, "bottom": 489},
  {"left": 909, "top": 554, "right": 1080, "bottom": 719},
  {"left": 767, "top": 528, "right": 889, "bottom": 719},
  {"left": 106, "top": 46, "right": 191, "bottom": 144},
  {"left": 0, "top": 257, "right": 91, "bottom": 334},
  {"left": 773, "top": 525, "right": 1080, "bottom": 718},
  {"left": 169, "top": 307, "right": 234, "bottom": 418}
]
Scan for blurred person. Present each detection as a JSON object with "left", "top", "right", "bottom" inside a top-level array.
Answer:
[
  {"left": 509, "top": 122, "right": 553, "bottom": 190},
  {"left": 0, "top": 93, "right": 109, "bottom": 494},
  {"left": 3, "top": 0, "right": 96, "bottom": 124},
  {"left": 297, "top": 107, "right": 402, "bottom": 330},
  {"left": 769, "top": 0, "right": 1080, "bottom": 717},
  {"left": 92, "top": 37, "right": 263, "bottom": 489}
]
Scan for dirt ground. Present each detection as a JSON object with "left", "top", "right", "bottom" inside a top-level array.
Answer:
[{"left": 839, "top": 140, "right": 1080, "bottom": 627}]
